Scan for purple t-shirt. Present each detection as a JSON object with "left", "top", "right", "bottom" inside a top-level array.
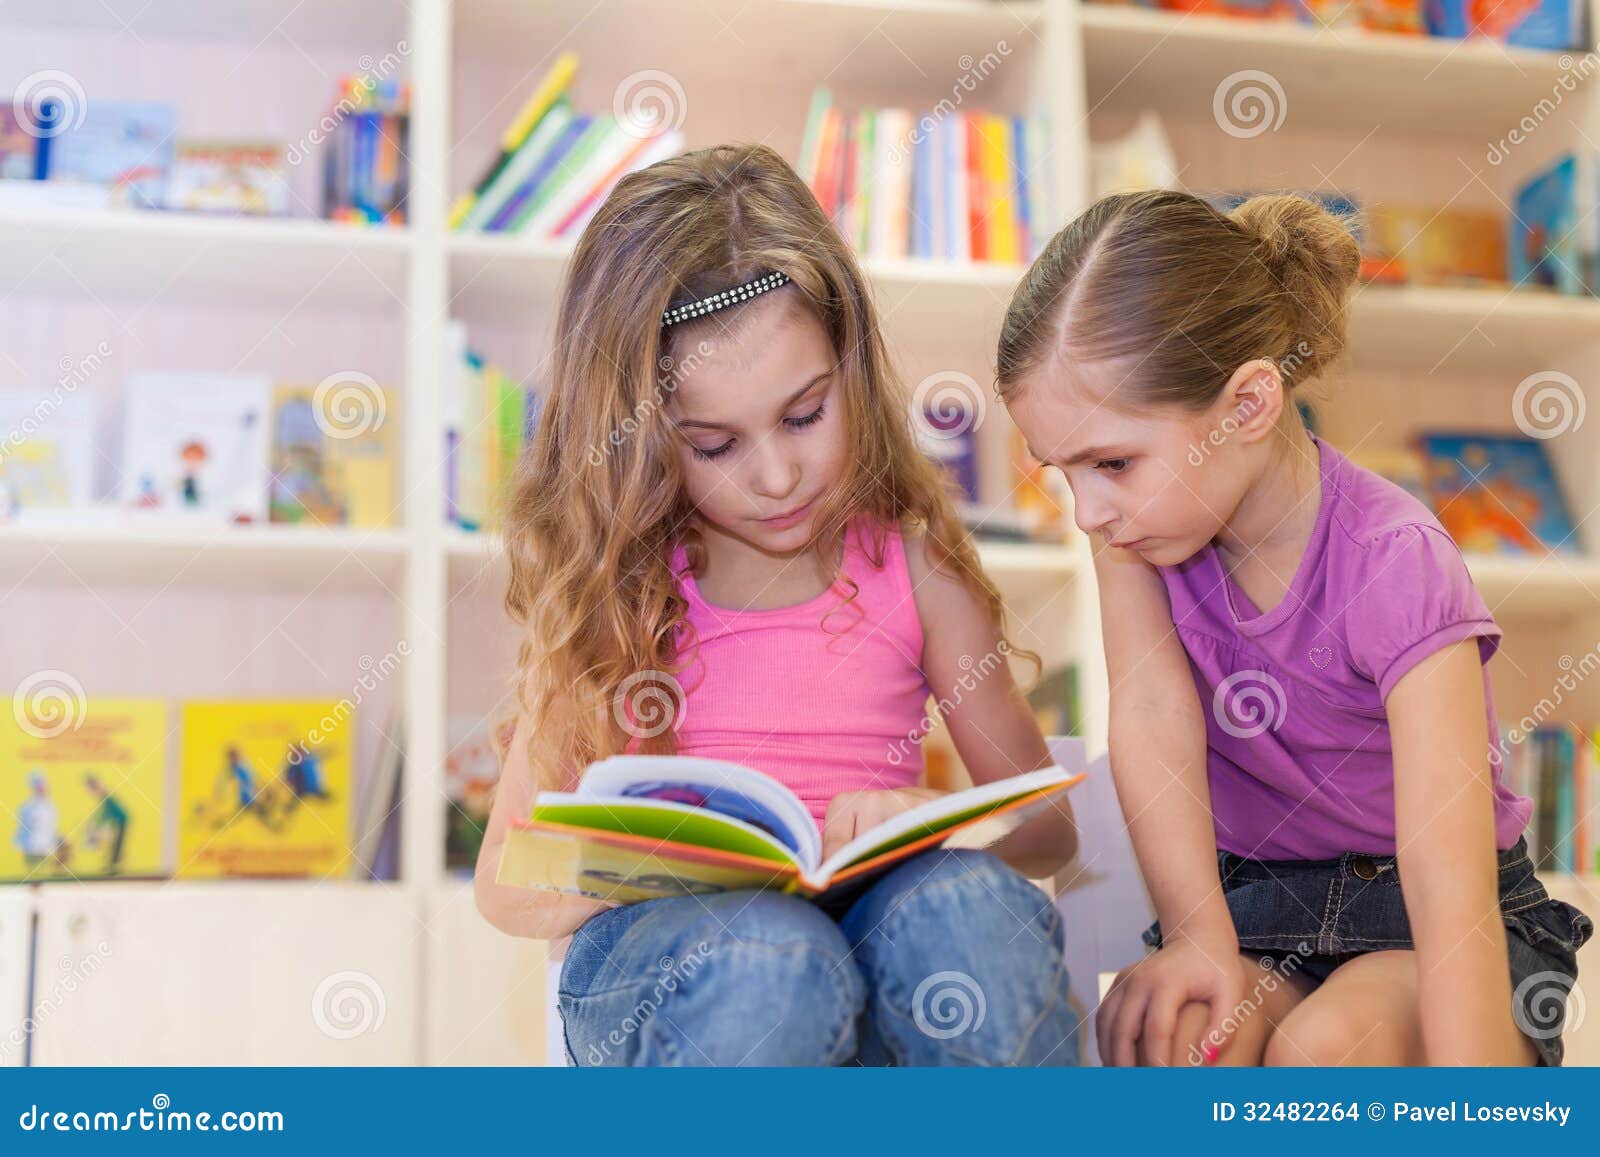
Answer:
[{"left": 1159, "top": 433, "right": 1533, "bottom": 860}]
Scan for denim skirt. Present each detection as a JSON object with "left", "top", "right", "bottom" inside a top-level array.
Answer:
[{"left": 1141, "top": 836, "right": 1594, "bottom": 1065}]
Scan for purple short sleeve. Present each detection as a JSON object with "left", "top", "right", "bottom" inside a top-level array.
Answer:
[{"left": 1344, "top": 525, "right": 1501, "bottom": 700}]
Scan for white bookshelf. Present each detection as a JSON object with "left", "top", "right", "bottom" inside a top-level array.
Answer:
[{"left": 6, "top": 0, "right": 1600, "bottom": 1064}]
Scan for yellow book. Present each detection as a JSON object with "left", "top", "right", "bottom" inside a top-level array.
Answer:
[
  {"left": 979, "top": 114, "right": 1020, "bottom": 264},
  {"left": 177, "top": 701, "right": 354, "bottom": 879},
  {"left": 2, "top": 698, "right": 166, "bottom": 881},
  {"left": 268, "top": 382, "right": 397, "bottom": 528}
]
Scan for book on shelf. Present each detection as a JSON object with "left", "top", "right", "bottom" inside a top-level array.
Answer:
[
  {"left": 177, "top": 700, "right": 354, "bottom": 879},
  {"left": 45, "top": 99, "right": 177, "bottom": 210},
  {"left": 0, "top": 107, "right": 41, "bottom": 181},
  {"left": 321, "top": 73, "right": 410, "bottom": 226},
  {"left": 1415, "top": 431, "right": 1579, "bottom": 556},
  {"left": 1363, "top": 204, "right": 1507, "bottom": 287},
  {"left": 1513, "top": 154, "right": 1599, "bottom": 297},
  {"left": 2, "top": 699, "right": 167, "bottom": 882},
  {"left": 496, "top": 748, "right": 1087, "bottom": 907},
  {"left": 445, "top": 714, "right": 501, "bottom": 875},
  {"left": 1502, "top": 724, "right": 1600, "bottom": 875},
  {"left": 1089, "top": 0, "right": 1585, "bottom": 46},
  {"left": 799, "top": 88, "right": 1055, "bottom": 266},
  {"left": 450, "top": 52, "right": 683, "bottom": 239},
  {"left": 353, "top": 709, "right": 404, "bottom": 881},
  {"left": 166, "top": 141, "right": 291, "bottom": 216},
  {"left": 443, "top": 322, "right": 543, "bottom": 533},
  {"left": 0, "top": 387, "right": 99, "bottom": 521},
  {"left": 268, "top": 382, "right": 398, "bottom": 529},
  {"left": 119, "top": 371, "right": 272, "bottom": 524}
]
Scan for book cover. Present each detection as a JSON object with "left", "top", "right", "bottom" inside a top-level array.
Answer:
[
  {"left": 445, "top": 715, "right": 500, "bottom": 873},
  {"left": 0, "top": 108, "right": 36, "bottom": 181},
  {"left": 1416, "top": 431, "right": 1580, "bottom": 556},
  {"left": 1511, "top": 154, "right": 1597, "bottom": 295},
  {"left": 166, "top": 141, "right": 291, "bottom": 215},
  {"left": 48, "top": 100, "right": 176, "bottom": 209},
  {"left": 0, "top": 387, "right": 98, "bottom": 519},
  {"left": 1364, "top": 204, "right": 1507, "bottom": 286},
  {"left": 120, "top": 372, "right": 271, "bottom": 524},
  {"left": 2, "top": 698, "right": 166, "bottom": 882},
  {"left": 268, "top": 381, "right": 397, "bottom": 529},
  {"left": 177, "top": 700, "right": 354, "bottom": 879}
]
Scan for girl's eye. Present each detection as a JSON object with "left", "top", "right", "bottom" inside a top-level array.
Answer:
[
  {"left": 692, "top": 440, "right": 735, "bottom": 461},
  {"left": 784, "top": 403, "right": 826, "bottom": 431},
  {"left": 1095, "top": 458, "right": 1130, "bottom": 474}
]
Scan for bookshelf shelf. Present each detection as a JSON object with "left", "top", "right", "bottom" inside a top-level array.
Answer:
[
  {"left": 1468, "top": 553, "right": 1600, "bottom": 619},
  {"left": 0, "top": 524, "right": 409, "bottom": 592},
  {"left": 1348, "top": 284, "right": 1600, "bottom": 375},
  {"left": 8, "top": 0, "right": 412, "bottom": 44},
  {"left": 0, "top": 207, "right": 410, "bottom": 309},
  {"left": 1077, "top": 5, "right": 1574, "bottom": 135}
]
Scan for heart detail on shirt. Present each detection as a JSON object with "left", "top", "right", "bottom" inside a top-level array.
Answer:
[{"left": 1308, "top": 646, "right": 1334, "bottom": 671}]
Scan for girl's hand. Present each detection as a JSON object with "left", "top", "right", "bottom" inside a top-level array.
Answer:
[
  {"left": 1096, "top": 935, "right": 1245, "bottom": 1067},
  {"left": 821, "top": 787, "right": 948, "bottom": 861}
]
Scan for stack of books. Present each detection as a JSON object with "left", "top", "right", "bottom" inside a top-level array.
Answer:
[
  {"left": 442, "top": 321, "right": 542, "bottom": 533},
  {"left": 448, "top": 52, "right": 685, "bottom": 238}
]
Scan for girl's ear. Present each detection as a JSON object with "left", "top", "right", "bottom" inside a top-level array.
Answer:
[{"left": 1219, "top": 358, "right": 1285, "bottom": 444}]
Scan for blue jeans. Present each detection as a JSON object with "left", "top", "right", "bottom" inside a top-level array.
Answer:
[{"left": 558, "top": 848, "right": 1080, "bottom": 1066}]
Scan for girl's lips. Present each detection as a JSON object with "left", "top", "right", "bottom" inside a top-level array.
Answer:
[{"left": 759, "top": 499, "right": 813, "bottom": 528}]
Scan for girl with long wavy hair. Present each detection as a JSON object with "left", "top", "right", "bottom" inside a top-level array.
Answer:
[{"left": 474, "top": 143, "right": 1080, "bottom": 1067}]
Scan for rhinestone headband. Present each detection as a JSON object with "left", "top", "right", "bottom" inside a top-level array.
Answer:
[{"left": 661, "top": 270, "right": 790, "bottom": 328}]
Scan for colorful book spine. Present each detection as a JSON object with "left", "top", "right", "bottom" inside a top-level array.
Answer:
[{"left": 449, "top": 50, "right": 579, "bottom": 230}]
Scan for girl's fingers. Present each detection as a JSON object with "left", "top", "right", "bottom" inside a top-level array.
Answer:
[
  {"left": 1138, "top": 984, "right": 1187, "bottom": 1067},
  {"left": 1199, "top": 970, "right": 1245, "bottom": 1062},
  {"left": 1110, "top": 980, "right": 1150, "bottom": 1068},
  {"left": 820, "top": 794, "right": 858, "bottom": 860}
]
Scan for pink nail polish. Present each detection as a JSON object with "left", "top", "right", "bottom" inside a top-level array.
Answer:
[{"left": 1202, "top": 1041, "right": 1219, "bottom": 1064}]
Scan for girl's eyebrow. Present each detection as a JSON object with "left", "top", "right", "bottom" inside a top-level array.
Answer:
[
  {"left": 1029, "top": 442, "right": 1123, "bottom": 467},
  {"left": 674, "top": 372, "right": 831, "bottom": 431}
]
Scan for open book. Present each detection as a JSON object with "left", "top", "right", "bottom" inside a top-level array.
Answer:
[{"left": 496, "top": 743, "right": 1086, "bottom": 905}]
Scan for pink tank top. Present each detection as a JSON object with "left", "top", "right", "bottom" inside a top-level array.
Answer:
[{"left": 667, "top": 518, "right": 932, "bottom": 826}]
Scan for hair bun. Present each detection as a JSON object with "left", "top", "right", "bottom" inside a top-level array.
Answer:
[{"left": 1228, "top": 194, "right": 1360, "bottom": 384}]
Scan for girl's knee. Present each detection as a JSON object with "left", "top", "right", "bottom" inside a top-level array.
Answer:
[
  {"left": 845, "top": 851, "right": 1077, "bottom": 1065},
  {"left": 567, "top": 892, "right": 867, "bottom": 1066}
]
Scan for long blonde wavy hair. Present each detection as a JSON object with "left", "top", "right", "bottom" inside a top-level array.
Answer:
[{"left": 504, "top": 142, "right": 1025, "bottom": 790}]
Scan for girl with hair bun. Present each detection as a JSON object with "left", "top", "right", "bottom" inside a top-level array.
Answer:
[{"left": 1001, "top": 189, "right": 1591, "bottom": 1067}]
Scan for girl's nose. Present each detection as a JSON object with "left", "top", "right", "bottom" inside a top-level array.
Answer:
[{"left": 746, "top": 437, "right": 800, "bottom": 501}]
